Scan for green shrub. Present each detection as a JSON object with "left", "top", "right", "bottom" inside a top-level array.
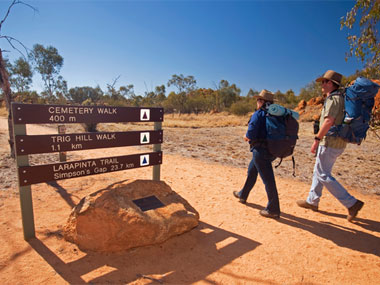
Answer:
[{"left": 229, "top": 100, "right": 252, "bottom": 116}]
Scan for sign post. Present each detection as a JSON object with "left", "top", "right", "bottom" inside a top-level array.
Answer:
[
  {"left": 13, "top": 123, "right": 35, "bottom": 240},
  {"left": 153, "top": 121, "right": 162, "bottom": 181},
  {"left": 58, "top": 125, "right": 66, "bottom": 162},
  {"left": 12, "top": 103, "right": 164, "bottom": 240}
]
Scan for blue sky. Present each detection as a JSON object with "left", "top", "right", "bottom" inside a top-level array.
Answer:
[{"left": 1, "top": 0, "right": 363, "bottom": 96}]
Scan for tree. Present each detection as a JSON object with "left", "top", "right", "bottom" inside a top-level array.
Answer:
[
  {"left": 167, "top": 74, "right": 197, "bottom": 93},
  {"left": 0, "top": 0, "right": 37, "bottom": 158},
  {"left": 163, "top": 91, "right": 187, "bottom": 113},
  {"left": 8, "top": 57, "right": 33, "bottom": 92},
  {"left": 229, "top": 97, "right": 253, "bottom": 116},
  {"left": 284, "top": 89, "right": 297, "bottom": 108},
  {"left": 274, "top": 90, "right": 286, "bottom": 105},
  {"left": 216, "top": 80, "right": 241, "bottom": 110},
  {"left": 29, "top": 43, "right": 65, "bottom": 101},
  {"left": 143, "top": 85, "right": 166, "bottom": 107},
  {"left": 341, "top": 0, "right": 380, "bottom": 77},
  {"left": 298, "top": 81, "right": 321, "bottom": 102},
  {"left": 67, "top": 86, "right": 103, "bottom": 104},
  {"left": 246, "top": 88, "right": 259, "bottom": 97},
  {"left": 119, "top": 84, "right": 135, "bottom": 100}
]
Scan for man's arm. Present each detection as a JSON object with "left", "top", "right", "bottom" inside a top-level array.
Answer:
[{"left": 311, "top": 115, "right": 335, "bottom": 154}]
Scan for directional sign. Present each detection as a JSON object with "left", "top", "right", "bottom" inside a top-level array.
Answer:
[
  {"left": 11, "top": 103, "right": 164, "bottom": 124},
  {"left": 18, "top": 151, "right": 162, "bottom": 186},
  {"left": 140, "top": 109, "right": 150, "bottom": 121},
  {"left": 140, "top": 132, "right": 150, "bottom": 144},
  {"left": 140, "top": 154, "right": 149, "bottom": 166},
  {"left": 14, "top": 130, "right": 163, "bottom": 155}
]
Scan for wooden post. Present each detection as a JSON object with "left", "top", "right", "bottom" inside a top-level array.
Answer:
[
  {"left": 58, "top": 125, "right": 66, "bottom": 162},
  {"left": 14, "top": 124, "right": 35, "bottom": 240},
  {"left": 153, "top": 121, "right": 162, "bottom": 181}
]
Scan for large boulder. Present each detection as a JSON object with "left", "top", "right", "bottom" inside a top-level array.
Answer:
[{"left": 63, "top": 179, "right": 199, "bottom": 252}]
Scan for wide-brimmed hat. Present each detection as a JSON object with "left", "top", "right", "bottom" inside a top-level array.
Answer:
[
  {"left": 253, "top": 89, "right": 275, "bottom": 102},
  {"left": 316, "top": 70, "right": 342, "bottom": 86}
]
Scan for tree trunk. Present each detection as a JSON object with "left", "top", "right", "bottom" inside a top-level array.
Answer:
[{"left": 0, "top": 49, "right": 15, "bottom": 158}]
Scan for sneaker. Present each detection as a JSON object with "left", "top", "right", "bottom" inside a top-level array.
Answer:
[
  {"left": 233, "top": 191, "right": 246, "bottom": 204},
  {"left": 259, "top": 209, "right": 280, "bottom": 219},
  {"left": 296, "top": 200, "right": 319, "bottom": 212},
  {"left": 347, "top": 200, "right": 364, "bottom": 222}
]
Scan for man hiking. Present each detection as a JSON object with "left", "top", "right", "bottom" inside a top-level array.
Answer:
[
  {"left": 233, "top": 89, "right": 280, "bottom": 219},
  {"left": 297, "top": 70, "right": 364, "bottom": 222}
]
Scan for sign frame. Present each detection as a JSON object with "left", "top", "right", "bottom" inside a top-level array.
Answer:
[{"left": 11, "top": 103, "right": 164, "bottom": 241}]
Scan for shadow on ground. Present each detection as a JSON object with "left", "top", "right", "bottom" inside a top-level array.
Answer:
[
  {"left": 245, "top": 202, "right": 380, "bottom": 257},
  {"left": 28, "top": 221, "right": 261, "bottom": 284}
]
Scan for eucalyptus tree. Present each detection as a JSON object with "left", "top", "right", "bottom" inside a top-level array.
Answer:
[
  {"left": 246, "top": 88, "right": 259, "bottom": 97},
  {"left": 9, "top": 57, "right": 33, "bottom": 92},
  {"left": 341, "top": 0, "right": 380, "bottom": 77},
  {"left": 0, "top": 0, "right": 37, "bottom": 158},
  {"left": 67, "top": 86, "right": 103, "bottom": 105},
  {"left": 298, "top": 81, "right": 321, "bottom": 102},
  {"left": 167, "top": 74, "right": 197, "bottom": 93},
  {"left": 217, "top": 79, "right": 241, "bottom": 111},
  {"left": 143, "top": 84, "right": 166, "bottom": 106},
  {"left": 29, "top": 43, "right": 66, "bottom": 101}
]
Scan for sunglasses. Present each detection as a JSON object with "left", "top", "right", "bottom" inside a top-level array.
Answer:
[
  {"left": 321, "top": 79, "right": 330, "bottom": 84},
  {"left": 257, "top": 98, "right": 264, "bottom": 102}
]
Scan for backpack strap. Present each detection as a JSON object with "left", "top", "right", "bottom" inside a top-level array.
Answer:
[
  {"left": 274, "top": 158, "right": 283, "bottom": 169},
  {"left": 274, "top": 156, "right": 296, "bottom": 177},
  {"left": 291, "top": 155, "right": 296, "bottom": 177}
]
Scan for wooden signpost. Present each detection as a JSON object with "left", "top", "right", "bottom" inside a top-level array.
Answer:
[{"left": 11, "top": 103, "right": 164, "bottom": 240}]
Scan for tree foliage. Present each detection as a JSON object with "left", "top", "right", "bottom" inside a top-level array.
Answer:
[
  {"left": 67, "top": 86, "right": 103, "bottom": 104},
  {"left": 298, "top": 81, "right": 321, "bottom": 103},
  {"left": 167, "top": 74, "right": 197, "bottom": 93},
  {"left": 8, "top": 57, "right": 32, "bottom": 92},
  {"left": 341, "top": 0, "right": 380, "bottom": 77},
  {"left": 29, "top": 44, "right": 67, "bottom": 101}
]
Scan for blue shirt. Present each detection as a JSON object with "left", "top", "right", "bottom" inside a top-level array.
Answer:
[{"left": 246, "top": 108, "right": 267, "bottom": 141}]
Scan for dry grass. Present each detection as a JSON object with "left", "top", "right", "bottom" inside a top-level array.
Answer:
[{"left": 161, "top": 112, "right": 250, "bottom": 128}]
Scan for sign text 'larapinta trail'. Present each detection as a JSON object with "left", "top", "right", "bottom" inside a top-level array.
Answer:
[
  {"left": 12, "top": 103, "right": 164, "bottom": 124},
  {"left": 18, "top": 152, "right": 162, "bottom": 186}
]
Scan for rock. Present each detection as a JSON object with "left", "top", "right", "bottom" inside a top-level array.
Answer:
[
  {"left": 306, "top": 96, "right": 324, "bottom": 106},
  {"left": 63, "top": 179, "right": 199, "bottom": 252},
  {"left": 295, "top": 99, "right": 307, "bottom": 111}
]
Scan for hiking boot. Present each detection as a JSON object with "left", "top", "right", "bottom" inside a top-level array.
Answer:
[
  {"left": 296, "top": 200, "right": 318, "bottom": 212},
  {"left": 259, "top": 209, "right": 280, "bottom": 219},
  {"left": 233, "top": 191, "right": 246, "bottom": 204},
  {"left": 347, "top": 200, "right": 364, "bottom": 222}
]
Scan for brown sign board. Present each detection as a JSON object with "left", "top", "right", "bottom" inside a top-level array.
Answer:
[
  {"left": 18, "top": 151, "right": 162, "bottom": 186},
  {"left": 12, "top": 103, "right": 164, "bottom": 124},
  {"left": 15, "top": 130, "right": 163, "bottom": 155}
]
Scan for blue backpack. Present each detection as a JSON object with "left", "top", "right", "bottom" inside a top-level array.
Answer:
[
  {"left": 327, "top": 77, "right": 380, "bottom": 145},
  {"left": 266, "top": 104, "right": 299, "bottom": 176}
]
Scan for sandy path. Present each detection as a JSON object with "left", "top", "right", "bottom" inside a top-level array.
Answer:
[{"left": 0, "top": 117, "right": 380, "bottom": 284}]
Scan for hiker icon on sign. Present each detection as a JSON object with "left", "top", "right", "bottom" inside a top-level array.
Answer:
[
  {"left": 140, "top": 154, "right": 149, "bottom": 166},
  {"left": 140, "top": 132, "right": 150, "bottom": 144},
  {"left": 140, "top": 109, "right": 150, "bottom": 121}
]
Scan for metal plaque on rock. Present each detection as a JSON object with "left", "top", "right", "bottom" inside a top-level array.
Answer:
[{"left": 132, "top": 195, "right": 165, "bottom": 212}]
